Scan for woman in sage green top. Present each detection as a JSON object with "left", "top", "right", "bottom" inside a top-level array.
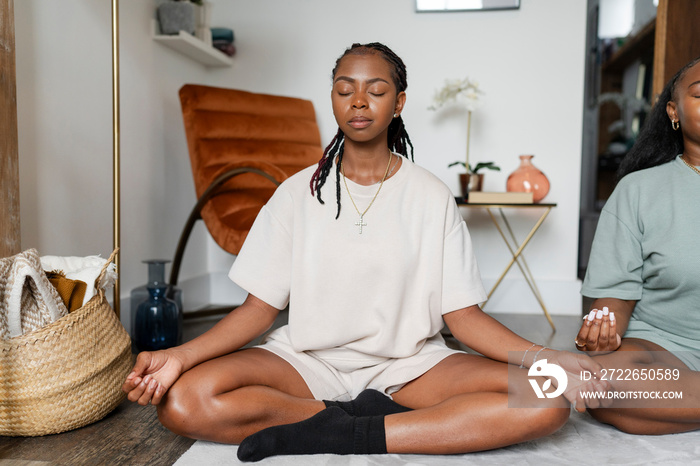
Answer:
[{"left": 576, "top": 56, "right": 700, "bottom": 435}]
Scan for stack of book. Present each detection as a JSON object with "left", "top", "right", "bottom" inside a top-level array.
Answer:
[
  {"left": 212, "top": 28, "right": 235, "bottom": 56},
  {"left": 466, "top": 191, "right": 534, "bottom": 204}
]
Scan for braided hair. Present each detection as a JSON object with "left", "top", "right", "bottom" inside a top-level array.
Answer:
[
  {"left": 309, "top": 42, "right": 415, "bottom": 219},
  {"left": 617, "top": 56, "right": 700, "bottom": 180}
]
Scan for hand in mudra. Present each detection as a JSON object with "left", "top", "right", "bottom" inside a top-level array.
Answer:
[
  {"left": 546, "top": 350, "right": 612, "bottom": 412},
  {"left": 575, "top": 308, "right": 621, "bottom": 353},
  {"left": 122, "top": 349, "right": 186, "bottom": 406}
]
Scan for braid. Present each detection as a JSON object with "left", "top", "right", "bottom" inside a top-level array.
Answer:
[
  {"left": 334, "top": 145, "right": 344, "bottom": 219},
  {"left": 388, "top": 115, "right": 414, "bottom": 161},
  {"left": 309, "top": 128, "right": 344, "bottom": 203},
  {"left": 310, "top": 42, "right": 415, "bottom": 216}
]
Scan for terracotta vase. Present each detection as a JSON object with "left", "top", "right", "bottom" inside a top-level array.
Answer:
[{"left": 506, "top": 155, "right": 550, "bottom": 203}]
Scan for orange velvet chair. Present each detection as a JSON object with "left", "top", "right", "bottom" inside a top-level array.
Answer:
[{"left": 170, "top": 85, "right": 323, "bottom": 287}]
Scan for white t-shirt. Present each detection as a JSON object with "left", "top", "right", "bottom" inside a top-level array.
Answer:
[{"left": 229, "top": 157, "right": 487, "bottom": 363}]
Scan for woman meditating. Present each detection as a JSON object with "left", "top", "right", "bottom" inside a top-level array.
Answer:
[
  {"left": 576, "top": 56, "right": 700, "bottom": 435},
  {"left": 123, "top": 42, "right": 606, "bottom": 461}
]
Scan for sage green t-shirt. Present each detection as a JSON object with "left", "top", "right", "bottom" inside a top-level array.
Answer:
[{"left": 582, "top": 156, "right": 700, "bottom": 370}]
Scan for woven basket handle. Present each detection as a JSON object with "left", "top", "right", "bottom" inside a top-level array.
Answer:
[
  {"left": 4, "top": 250, "right": 68, "bottom": 339},
  {"left": 94, "top": 248, "right": 119, "bottom": 297}
]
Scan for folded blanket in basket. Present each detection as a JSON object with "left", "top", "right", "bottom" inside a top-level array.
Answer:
[
  {"left": 45, "top": 270, "right": 87, "bottom": 313},
  {"left": 40, "top": 254, "right": 117, "bottom": 308},
  {"left": 0, "top": 249, "right": 69, "bottom": 340}
]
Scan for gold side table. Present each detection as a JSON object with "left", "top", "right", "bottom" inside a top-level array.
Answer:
[{"left": 457, "top": 199, "right": 558, "bottom": 331}]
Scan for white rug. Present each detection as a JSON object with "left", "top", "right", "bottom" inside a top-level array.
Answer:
[{"left": 174, "top": 410, "right": 700, "bottom": 465}]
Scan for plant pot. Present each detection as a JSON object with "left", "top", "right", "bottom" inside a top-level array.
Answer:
[
  {"left": 157, "top": 1, "right": 196, "bottom": 35},
  {"left": 459, "top": 173, "right": 484, "bottom": 198}
]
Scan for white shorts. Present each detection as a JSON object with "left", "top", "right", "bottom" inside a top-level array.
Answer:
[{"left": 256, "top": 325, "right": 462, "bottom": 401}]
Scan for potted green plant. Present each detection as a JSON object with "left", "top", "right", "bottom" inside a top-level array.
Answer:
[{"left": 448, "top": 161, "right": 500, "bottom": 196}]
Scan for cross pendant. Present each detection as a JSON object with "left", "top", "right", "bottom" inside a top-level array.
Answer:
[{"left": 355, "top": 215, "right": 367, "bottom": 234}]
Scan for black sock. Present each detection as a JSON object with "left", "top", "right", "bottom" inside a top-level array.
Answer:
[
  {"left": 237, "top": 407, "right": 387, "bottom": 462},
  {"left": 323, "top": 389, "right": 412, "bottom": 416}
]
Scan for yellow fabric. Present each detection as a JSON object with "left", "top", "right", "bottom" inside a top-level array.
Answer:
[{"left": 46, "top": 270, "right": 87, "bottom": 313}]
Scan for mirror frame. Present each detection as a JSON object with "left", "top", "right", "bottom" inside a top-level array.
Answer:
[{"left": 416, "top": 0, "right": 520, "bottom": 12}]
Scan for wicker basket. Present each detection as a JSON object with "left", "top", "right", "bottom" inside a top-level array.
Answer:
[{"left": 0, "top": 250, "right": 133, "bottom": 436}]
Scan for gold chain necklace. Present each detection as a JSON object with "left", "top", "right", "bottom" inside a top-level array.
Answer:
[
  {"left": 341, "top": 153, "right": 393, "bottom": 234},
  {"left": 386, "top": 153, "right": 400, "bottom": 178},
  {"left": 681, "top": 155, "right": 700, "bottom": 176}
]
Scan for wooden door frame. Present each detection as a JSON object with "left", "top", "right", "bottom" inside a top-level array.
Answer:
[
  {"left": 653, "top": 0, "right": 700, "bottom": 99},
  {"left": 0, "top": 0, "right": 20, "bottom": 258}
]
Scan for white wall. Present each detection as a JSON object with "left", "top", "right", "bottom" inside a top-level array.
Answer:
[
  {"left": 204, "top": 0, "right": 588, "bottom": 316},
  {"left": 15, "top": 0, "right": 217, "bottom": 332},
  {"left": 15, "top": 0, "right": 587, "bottom": 326}
]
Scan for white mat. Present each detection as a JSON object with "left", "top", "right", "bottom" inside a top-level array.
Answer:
[{"left": 174, "top": 410, "right": 700, "bottom": 465}]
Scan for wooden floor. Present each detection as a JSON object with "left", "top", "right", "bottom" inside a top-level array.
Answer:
[{"left": 0, "top": 311, "right": 585, "bottom": 465}]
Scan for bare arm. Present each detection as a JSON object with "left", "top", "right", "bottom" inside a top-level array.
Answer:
[
  {"left": 123, "top": 293, "right": 279, "bottom": 405},
  {"left": 576, "top": 298, "right": 636, "bottom": 352},
  {"left": 174, "top": 293, "right": 280, "bottom": 371},
  {"left": 443, "top": 305, "right": 542, "bottom": 365},
  {"left": 445, "top": 304, "right": 610, "bottom": 411}
]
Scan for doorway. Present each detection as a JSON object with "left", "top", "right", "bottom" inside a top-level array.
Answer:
[{"left": 578, "top": 0, "right": 700, "bottom": 280}]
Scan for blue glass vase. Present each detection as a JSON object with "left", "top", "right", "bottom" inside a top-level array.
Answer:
[
  {"left": 132, "top": 260, "right": 182, "bottom": 351},
  {"left": 130, "top": 260, "right": 183, "bottom": 327}
]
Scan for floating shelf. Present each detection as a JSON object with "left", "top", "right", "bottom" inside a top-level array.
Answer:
[{"left": 151, "top": 20, "right": 232, "bottom": 68}]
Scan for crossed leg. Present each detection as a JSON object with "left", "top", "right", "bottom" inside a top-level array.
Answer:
[
  {"left": 156, "top": 348, "right": 323, "bottom": 443},
  {"left": 387, "top": 352, "right": 570, "bottom": 454},
  {"left": 238, "top": 352, "right": 570, "bottom": 460},
  {"left": 588, "top": 339, "right": 700, "bottom": 435},
  {"left": 158, "top": 348, "right": 569, "bottom": 456}
]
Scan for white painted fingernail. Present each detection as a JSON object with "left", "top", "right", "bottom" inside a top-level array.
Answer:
[
  {"left": 587, "top": 311, "right": 596, "bottom": 321},
  {"left": 610, "top": 312, "right": 615, "bottom": 322},
  {"left": 603, "top": 306, "right": 609, "bottom": 315},
  {"left": 596, "top": 310, "right": 603, "bottom": 319}
]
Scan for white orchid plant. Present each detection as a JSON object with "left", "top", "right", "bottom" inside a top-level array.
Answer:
[
  {"left": 428, "top": 77, "right": 483, "bottom": 112},
  {"left": 429, "top": 77, "right": 486, "bottom": 174}
]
